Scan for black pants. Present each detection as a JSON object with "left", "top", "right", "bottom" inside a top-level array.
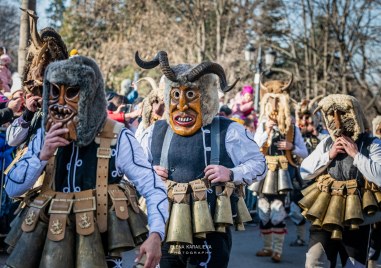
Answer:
[
  {"left": 160, "top": 229, "right": 232, "bottom": 268},
  {"left": 308, "top": 225, "right": 371, "bottom": 267},
  {"left": 369, "top": 222, "right": 381, "bottom": 261}
]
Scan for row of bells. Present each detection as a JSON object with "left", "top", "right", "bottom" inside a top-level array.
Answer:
[
  {"left": 298, "top": 182, "right": 381, "bottom": 240},
  {"left": 4, "top": 205, "right": 148, "bottom": 268},
  {"left": 249, "top": 168, "right": 293, "bottom": 195},
  {"left": 165, "top": 194, "right": 252, "bottom": 254}
]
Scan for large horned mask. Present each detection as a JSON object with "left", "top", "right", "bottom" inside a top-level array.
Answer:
[
  {"left": 259, "top": 74, "right": 293, "bottom": 135},
  {"left": 135, "top": 51, "right": 239, "bottom": 136}
]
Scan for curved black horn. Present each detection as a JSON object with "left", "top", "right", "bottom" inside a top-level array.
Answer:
[
  {"left": 135, "top": 51, "right": 177, "bottom": 82},
  {"left": 187, "top": 62, "right": 239, "bottom": 92},
  {"left": 135, "top": 51, "right": 160, "bottom": 69}
]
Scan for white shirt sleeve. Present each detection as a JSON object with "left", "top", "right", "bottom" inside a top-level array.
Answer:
[
  {"left": 6, "top": 116, "right": 30, "bottom": 147},
  {"left": 292, "top": 127, "right": 309, "bottom": 159},
  {"left": 254, "top": 120, "right": 268, "bottom": 147},
  {"left": 225, "top": 122, "right": 267, "bottom": 185},
  {"left": 5, "top": 128, "right": 47, "bottom": 197},
  {"left": 353, "top": 138, "right": 381, "bottom": 186},
  {"left": 136, "top": 124, "right": 154, "bottom": 162},
  {"left": 115, "top": 128, "right": 168, "bottom": 240}
]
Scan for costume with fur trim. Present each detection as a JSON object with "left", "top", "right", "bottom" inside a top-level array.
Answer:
[
  {"left": 4, "top": 56, "right": 168, "bottom": 268},
  {"left": 137, "top": 51, "right": 266, "bottom": 268},
  {"left": 253, "top": 74, "right": 308, "bottom": 261},
  {"left": 301, "top": 94, "right": 381, "bottom": 267}
]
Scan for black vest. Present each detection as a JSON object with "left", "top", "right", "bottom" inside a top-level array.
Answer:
[
  {"left": 151, "top": 117, "right": 235, "bottom": 183},
  {"left": 267, "top": 125, "right": 296, "bottom": 156},
  {"left": 324, "top": 134, "right": 375, "bottom": 185},
  {"left": 54, "top": 141, "right": 123, "bottom": 192}
]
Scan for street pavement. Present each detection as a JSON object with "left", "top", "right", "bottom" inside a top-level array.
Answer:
[{"left": 1, "top": 219, "right": 380, "bottom": 267}]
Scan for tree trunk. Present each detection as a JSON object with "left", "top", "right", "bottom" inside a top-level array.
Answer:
[{"left": 18, "top": 0, "right": 36, "bottom": 75}]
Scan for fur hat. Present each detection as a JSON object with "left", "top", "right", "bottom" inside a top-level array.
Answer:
[
  {"left": 315, "top": 94, "right": 369, "bottom": 141},
  {"left": 135, "top": 51, "right": 238, "bottom": 126},
  {"left": 43, "top": 56, "right": 107, "bottom": 147}
]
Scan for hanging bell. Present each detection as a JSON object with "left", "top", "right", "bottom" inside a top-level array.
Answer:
[
  {"left": 214, "top": 185, "right": 233, "bottom": 226},
  {"left": 298, "top": 187, "right": 320, "bottom": 212},
  {"left": 39, "top": 220, "right": 75, "bottom": 268},
  {"left": 344, "top": 194, "right": 363, "bottom": 230},
  {"left": 5, "top": 220, "right": 48, "bottom": 268},
  {"left": 190, "top": 179, "right": 215, "bottom": 236},
  {"left": 127, "top": 206, "right": 149, "bottom": 241},
  {"left": 248, "top": 180, "right": 264, "bottom": 195},
  {"left": 192, "top": 200, "right": 215, "bottom": 235},
  {"left": 166, "top": 183, "right": 193, "bottom": 245},
  {"left": 4, "top": 208, "right": 28, "bottom": 254},
  {"left": 301, "top": 182, "right": 318, "bottom": 196},
  {"left": 108, "top": 210, "right": 135, "bottom": 257},
  {"left": 277, "top": 168, "right": 293, "bottom": 194},
  {"left": 363, "top": 190, "right": 379, "bottom": 215},
  {"left": 373, "top": 191, "right": 381, "bottom": 206},
  {"left": 261, "top": 170, "right": 278, "bottom": 195},
  {"left": 166, "top": 203, "right": 193, "bottom": 244},
  {"left": 236, "top": 196, "right": 252, "bottom": 223},
  {"left": 306, "top": 191, "right": 331, "bottom": 222},
  {"left": 76, "top": 224, "right": 107, "bottom": 268},
  {"left": 311, "top": 218, "right": 322, "bottom": 228},
  {"left": 322, "top": 195, "right": 345, "bottom": 240}
]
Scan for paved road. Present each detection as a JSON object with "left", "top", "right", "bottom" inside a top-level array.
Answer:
[{"left": 1, "top": 219, "right": 380, "bottom": 267}]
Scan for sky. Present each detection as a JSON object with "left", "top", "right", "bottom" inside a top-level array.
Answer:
[{"left": 6, "top": 0, "right": 50, "bottom": 28}]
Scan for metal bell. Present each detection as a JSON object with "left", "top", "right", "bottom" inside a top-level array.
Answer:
[
  {"left": 373, "top": 191, "right": 381, "bottom": 206},
  {"left": 236, "top": 196, "right": 252, "bottom": 223},
  {"left": 235, "top": 221, "right": 245, "bottom": 231},
  {"left": 298, "top": 187, "right": 320, "bottom": 212},
  {"left": 311, "top": 218, "right": 322, "bottom": 228},
  {"left": 6, "top": 221, "right": 48, "bottom": 268},
  {"left": 192, "top": 200, "right": 215, "bottom": 235},
  {"left": 306, "top": 191, "right": 331, "bottom": 222},
  {"left": 301, "top": 182, "right": 318, "bottom": 196},
  {"left": 4, "top": 208, "right": 27, "bottom": 254},
  {"left": 322, "top": 195, "right": 345, "bottom": 240},
  {"left": 127, "top": 206, "right": 149, "bottom": 240},
  {"left": 344, "top": 194, "right": 364, "bottom": 230},
  {"left": 39, "top": 220, "right": 75, "bottom": 268},
  {"left": 248, "top": 180, "right": 264, "bottom": 195},
  {"left": 363, "top": 190, "right": 379, "bottom": 215},
  {"left": 76, "top": 225, "right": 107, "bottom": 268},
  {"left": 214, "top": 188, "right": 233, "bottom": 226},
  {"left": 166, "top": 203, "right": 193, "bottom": 244},
  {"left": 277, "top": 168, "right": 293, "bottom": 194},
  {"left": 261, "top": 170, "right": 278, "bottom": 195},
  {"left": 108, "top": 210, "right": 135, "bottom": 257}
]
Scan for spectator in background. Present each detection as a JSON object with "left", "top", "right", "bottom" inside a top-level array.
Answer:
[
  {"left": 0, "top": 54, "right": 12, "bottom": 93},
  {"left": 219, "top": 105, "right": 232, "bottom": 118},
  {"left": 232, "top": 85, "right": 254, "bottom": 120},
  {"left": 107, "top": 93, "right": 141, "bottom": 131}
]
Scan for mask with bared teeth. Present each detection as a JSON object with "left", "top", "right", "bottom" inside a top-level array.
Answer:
[{"left": 135, "top": 51, "right": 239, "bottom": 136}]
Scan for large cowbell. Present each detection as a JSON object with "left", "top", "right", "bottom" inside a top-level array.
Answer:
[
  {"left": 4, "top": 208, "right": 28, "bottom": 254},
  {"left": 166, "top": 183, "right": 193, "bottom": 245},
  {"left": 108, "top": 210, "right": 135, "bottom": 257},
  {"left": 262, "top": 169, "right": 278, "bottom": 195},
  {"left": 277, "top": 156, "right": 293, "bottom": 194},
  {"left": 214, "top": 183, "right": 234, "bottom": 233},
  {"left": 5, "top": 221, "right": 48, "bottom": 268}
]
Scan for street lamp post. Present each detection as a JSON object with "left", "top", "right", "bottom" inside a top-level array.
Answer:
[{"left": 244, "top": 44, "right": 276, "bottom": 112}]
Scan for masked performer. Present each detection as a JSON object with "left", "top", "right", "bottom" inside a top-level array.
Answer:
[
  {"left": 7, "top": 10, "right": 68, "bottom": 147},
  {"left": 252, "top": 75, "right": 308, "bottom": 262},
  {"left": 368, "top": 116, "right": 381, "bottom": 268},
  {"left": 136, "top": 51, "right": 266, "bottom": 268},
  {"left": 300, "top": 95, "right": 381, "bottom": 268},
  {"left": 4, "top": 56, "right": 168, "bottom": 268},
  {"left": 135, "top": 76, "right": 165, "bottom": 140}
]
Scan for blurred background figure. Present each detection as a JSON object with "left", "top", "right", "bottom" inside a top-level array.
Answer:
[
  {"left": 232, "top": 85, "right": 254, "bottom": 120},
  {"left": 0, "top": 53, "right": 12, "bottom": 93}
]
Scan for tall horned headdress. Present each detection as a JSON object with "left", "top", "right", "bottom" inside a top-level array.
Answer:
[{"left": 135, "top": 51, "right": 239, "bottom": 130}]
